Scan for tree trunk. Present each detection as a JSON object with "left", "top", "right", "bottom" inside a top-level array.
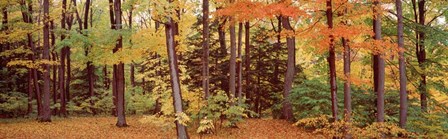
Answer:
[
  {"left": 39, "top": 0, "right": 52, "bottom": 122},
  {"left": 373, "top": 0, "right": 385, "bottom": 123},
  {"left": 237, "top": 22, "right": 243, "bottom": 103},
  {"left": 129, "top": 6, "right": 135, "bottom": 87},
  {"left": 326, "top": 0, "right": 338, "bottom": 121},
  {"left": 217, "top": 14, "right": 228, "bottom": 94},
  {"left": 109, "top": 0, "right": 117, "bottom": 117},
  {"left": 202, "top": 0, "right": 210, "bottom": 99},
  {"left": 229, "top": 17, "right": 236, "bottom": 101},
  {"left": 244, "top": 22, "right": 251, "bottom": 106},
  {"left": 59, "top": 0, "right": 67, "bottom": 116},
  {"left": 417, "top": 0, "right": 427, "bottom": 113},
  {"left": 281, "top": 17, "right": 294, "bottom": 121},
  {"left": 113, "top": 0, "right": 128, "bottom": 127},
  {"left": 165, "top": 8, "right": 189, "bottom": 139},
  {"left": 28, "top": 69, "right": 33, "bottom": 114},
  {"left": 343, "top": 37, "right": 351, "bottom": 123},
  {"left": 396, "top": 0, "right": 407, "bottom": 128}
]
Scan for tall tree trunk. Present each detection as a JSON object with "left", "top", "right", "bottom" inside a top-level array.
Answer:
[
  {"left": 281, "top": 17, "right": 294, "bottom": 121},
  {"left": 229, "top": 18, "right": 236, "bottom": 101},
  {"left": 202, "top": 0, "right": 210, "bottom": 99},
  {"left": 59, "top": 0, "right": 67, "bottom": 116},
  {"left": 50, "top": 21, "right": 58, "bottom": 116},
  {"left": 109, "top": 0, "right": 117, "bottom": 116},
  {"left": 396, "top": 0, "right": 407, "bottom": 128},
  {"left": 165, "top": 7, "right": 189, "bottom": 139},
  {"left": 373, "top": 0, "right": 385, "bottom": 123},
  {"left": 28, "top": 69, "right": 33, "bottom": 114},
  {"left": 129, "top": 6, "right": 135, "bottom": 87},
  {"left": 113, "top": 0, "right": 127, "bottom": 127},
  {"left": 244, "top": 22, "right": 251, "bottom": 106},
  {"left": 83, "top": 0, "right": 95, "bottom": 115},
  {"left": 217, "top": 14, "right": 228, "bottom": 94},
  {"left": 40, "top": 0, "right": 52, "bottom": 122},
  {"left": 417, "top": 0, "right": 427, "bottom": 113},
  {"left": 237, "top": 22, "right": 243, "bottom": 103},
  {"left": 326, "top": 0, "right": 338, "bottom": 121},
  {"left": 343, "top": 37, "right": 351, "bottom": 121}
]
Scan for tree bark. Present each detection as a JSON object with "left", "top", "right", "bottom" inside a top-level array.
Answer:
[
  {"left": 237, "top": 22, "right": 243, "bottom": 103},
  {"left": 396, "top": 0, "right": 407, "bottom": 128},
  {"left": 39, "top": 0, "right": 52, "bottom": 122},
  {"left": 202, "top": 0, "right": 210, "bottom": 99},
  {"left": 59, "top": 0, "right": 67, "bottom": 116},
  {"left": 417, "top": 0, "right": 427, "bottom": 113},
  {"left": 373, "top": 0, "right": 385, "bottom": 123},
  {"left": 244, "top": 22, "right": 251, "bottom": 105},
  {"left": 281, "top": 17, "right": 294, "bottom": 121},
  {"left": 165, "top": 8, "right": 189, "bottom": 139},
  {"left": 108, "top": 0, "right": 117, "bottom": 117},
  {"left": 229, "top": 18, "right": 236, "bottom": 102},
  {"left": 326, "top": 0, "right": 338, "bottom": 121},
  {"left": 113, "top": 0, "right": 128, "bottom": 127}
]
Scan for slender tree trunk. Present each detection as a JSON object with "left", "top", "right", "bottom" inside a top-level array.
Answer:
[
  {"left": 281, "top": 17, "right": 294, "bottom": 121},
  {"left": 396, "top": 0, "right": 407, "bottom": 128},
  {"left": 165, "top": 7, "right": 189, "bottom": 138},
  {"left": 373, "top": 0, "right": 385, "bottom": 123},
  {"left": 343, "top": 37, "right": 351, "bottom": 122},
  {"left": 237, "top": 22, "right": 243, "bottom": 103},
  {"left": 113, "top": 0, "right": 127, "bottom": 127},
  {"left": 39, "top": 0, "right": 52, "bottom": 122},
  {"left": 59, "top": 0, "right": 67, "bottom": 116},
  {"left": 108, "top": 0, "right": 117, "bottom": 116},
  {"left": 217, "top": 14, "right": 228, "bottom": 94},
  {"left": 417, "top": 0, "right": 427, "bottom": 112},
  {"left": 129, "top": 6, "right": 135, "bottom": 87},
  {"left": 28, "top": 69, "right": 33, "bottom": 114},
  {"left": 229, "top": 18, "right": 236, "bottom": 101},
  {"left": 202, "top": 0, "right": 210, "bottom": 99},
  {"left": 244, "top": 22, "right": 251, "bottom": 106},
  {"left": 326, "top": 0, "right": 338, "bottom": 121}
]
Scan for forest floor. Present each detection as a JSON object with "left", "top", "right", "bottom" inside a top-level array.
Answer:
[{"left": 0, "top": 115, "right": 322, "bottom": 139}]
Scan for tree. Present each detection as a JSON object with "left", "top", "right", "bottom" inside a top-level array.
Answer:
[
  {"left": 373, "top": 0, "right": 385, "bottom": 123},
  {"left": 326, "top": 0, "right": 338, "bottom": 121},
  {"left": 113, "top": 0, "right": 127, "bottom": 127},
  {"left": 413, "top": 0, "right": 427, "bottom": 112},
  {"left": 281, "top": 16, "right": 294, "bottom": 121},
  {"left": 165, "top": 2, "right": 189, "bottom": 138},
  {"left": 202, "top": 0, "right": 210, "bottom": 99},
  {"left": 395, "top": 0, "right": 407, "bottom": 128},
  {"left": 39, "top": 0, "right": 51, "bottom": 122},
  {"left": 229, "top": 16, "right": 236, "bottom": 103},
  {"left": 58, "top": 0, "right": 68, "bottom": 116}
]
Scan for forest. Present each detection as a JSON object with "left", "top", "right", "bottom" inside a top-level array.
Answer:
[{"left": 0, "top": 0, "right": 447, "bottom": 138}]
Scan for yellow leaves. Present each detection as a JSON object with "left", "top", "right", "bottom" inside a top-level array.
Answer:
[{"left": 175, "top": 112, "right": 191, "bottom": 126}]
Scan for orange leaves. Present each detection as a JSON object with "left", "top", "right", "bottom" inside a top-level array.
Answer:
[{"left": 215, "top": 1, "right": 308, "bottom": 22}]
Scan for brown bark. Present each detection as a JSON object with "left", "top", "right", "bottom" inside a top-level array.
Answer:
[
  {"left": 113, "top": 0, "right": 128, "bottom": 127},
  {"left": 281, "top": 17, "right": 294, "bottom": 121},
  {"left": 373, "top": 0, "right": 385, "bottom": 123},
  {"left": 396, "top": 0, "right": 407, "bottom": 128},
  {"left": 39, "top": 0, "right": 52, "bottom": 122},
  {"left": 108, "top": 0, "right": 117, "bottom": 117},
  {"left": 244, "top": 22, "right": 251, "bottom": 105},
  {"left": 326, "top": 0, "right": 338, "bottom": 121},
  {"left": 229, "top": 18, "right": 236, "bottom": 102},
  {"left": 237, "top": 22, "right": 243, "bottom": 103},
  {"left": 59, "top": 0, "right": 67, "bottom": 116},
  {"left": 202, "top": 0, "right": 210, "bottom": 99},
  {"left": 417, "top": 0, "right": 427, "bottom": 113}
]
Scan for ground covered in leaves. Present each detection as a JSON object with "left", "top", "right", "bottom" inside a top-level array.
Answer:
[{"left": 0, "top": 116, "right": 320, "bottom": 139}]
